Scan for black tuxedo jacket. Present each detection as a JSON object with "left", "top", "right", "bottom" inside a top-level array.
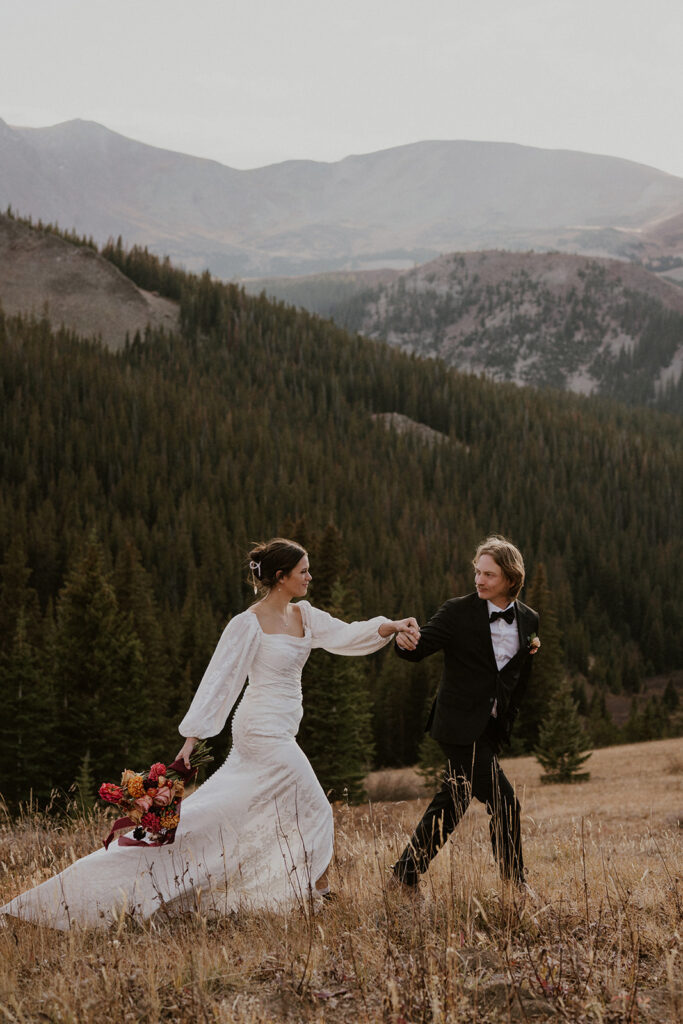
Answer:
[{"left": 396, "top": 592, "right": 539, "bottom": 746}]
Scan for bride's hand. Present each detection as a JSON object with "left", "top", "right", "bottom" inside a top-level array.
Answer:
[
  {"left": 176, "top": 737, "right": 198, "bottom": 770},
  {"left": 394, "top": 616, "right": 419, "bottom": 637},
  {"left": 393, "top": 617, "right": 420, "bottom": 650}
]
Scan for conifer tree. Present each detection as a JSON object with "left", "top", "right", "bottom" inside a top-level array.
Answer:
[
  {"left": 114, "top": 541, "right": 176, "bottom": 755},
  {"left": 587, "top": 687, "right": 618, "bottom": 746},
  {"left": 52, "top": 538, "right": 145, "bottom": 792},
  {"left": 662, "top": 677, "right": 679, "bottom": 713},
  {"left": 511, "top": 562, "right": 564, "bottom": 751},
  {"left": 0, "top": 610, "right": 55, "bottom": 805},
  {"left": 299, "top": 579, "right": 375, "bottom": 802},
  {"left": 534, "top": 680, "right": 591, "bottom": 783}
]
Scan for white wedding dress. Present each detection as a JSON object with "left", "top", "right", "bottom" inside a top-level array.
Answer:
[{"left": 0, "top": 601, "right": 390, "bottom": 929}]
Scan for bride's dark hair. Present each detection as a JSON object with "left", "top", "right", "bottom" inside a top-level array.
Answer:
[{"left": 247, "top": 538, "right": 307, "bottom": 594}]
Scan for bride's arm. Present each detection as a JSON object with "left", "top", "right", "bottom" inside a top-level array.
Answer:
[
  {"left": 176, "top": 611, "right": 261, "bottom": 747},
  {"left": 303, "top": 602, "right": 419, "bottom": 655}
]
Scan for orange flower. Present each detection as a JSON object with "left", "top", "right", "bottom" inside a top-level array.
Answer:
[
  {"left": 173, "top": 780, "right": 185, "bottom": 799},
  {"left": 160, "top": 811, "right": 180, "bottom": 830},
  {"left": 127, "top": 774, "right": 145, "bottom": 799}
]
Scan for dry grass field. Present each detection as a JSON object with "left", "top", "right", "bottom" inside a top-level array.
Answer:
[{"left": 1, "top": 738, "right": 681, "bottom": 1023}]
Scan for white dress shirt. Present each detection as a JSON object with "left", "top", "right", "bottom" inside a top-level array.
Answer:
[{"left": 487, "top": 600, "right": 520, "bottom": 717}]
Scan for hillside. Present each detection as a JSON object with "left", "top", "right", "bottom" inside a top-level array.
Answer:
[
  {"left": 2, "top": 118, "right": 683, "bottom": 276},
  {"left": 1, "top": 739, "right": 681, "bottom": 1022},
  {"left": 0, "top": 213, "right": 177, "bottom": 349},
  {"left": 251, "top": 251, "right": 683, "bottom": 411},
  {"left": 1, "top": 240, "right": 681, "bottom": 805}
]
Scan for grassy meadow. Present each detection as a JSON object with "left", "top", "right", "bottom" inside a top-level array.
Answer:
[{"left": 1, "top": 737, "right": 681, "bottom": 1023}]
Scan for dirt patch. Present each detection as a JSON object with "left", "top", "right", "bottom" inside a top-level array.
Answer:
[{"left": 0, "top": 213, "right": 178, "bottom": 349}]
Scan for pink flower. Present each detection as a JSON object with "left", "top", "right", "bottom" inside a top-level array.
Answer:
[
  {"left": 99, "top": 783, "right": 124, "bottom": 804},
  {"left": 134, "top": 795, "right": 153, "bottom": 812},
  {"left": 148, "top": 762, "right": 167, "bottom": 783},
  {"left": 152, "top": 787, "right": 173, "bottom": 807}
]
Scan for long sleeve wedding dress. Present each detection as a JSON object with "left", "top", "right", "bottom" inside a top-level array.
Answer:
[{"left": 0, "top": 601, "right": 391, "bottom": 929}]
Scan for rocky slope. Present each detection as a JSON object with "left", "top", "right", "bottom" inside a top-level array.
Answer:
[
  {"left": 0, "top": 213, "right": 177, "bottom": 349},
  {"left": 252, "top": 251, "right": 683, "bottom": 409}
]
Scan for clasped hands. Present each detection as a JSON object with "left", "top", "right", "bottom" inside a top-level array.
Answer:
[{"left": 390, "top": 617, "right": 421, "bottom": 651}]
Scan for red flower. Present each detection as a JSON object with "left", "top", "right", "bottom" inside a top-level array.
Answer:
[
  {"left": 148, "top": 762, "right": 167, "bottom": 783},
  {"left": 99, "top": 783, "right": 124, "bottom": 804},
  {"left": 141, "top": 812, "right": 162, "bottom": 833}
]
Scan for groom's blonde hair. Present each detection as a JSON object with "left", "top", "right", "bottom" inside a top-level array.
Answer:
[{"left": 473, "top": 535, "right": 525, "bottom": 599}]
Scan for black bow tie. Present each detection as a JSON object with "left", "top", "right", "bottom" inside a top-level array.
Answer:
[{"left": 489, "top": 608, "right": 515, "bottom": 625}]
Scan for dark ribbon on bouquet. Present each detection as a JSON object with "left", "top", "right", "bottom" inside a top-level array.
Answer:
[{"left": 102, "top": 758, "right": 198, "bottom": 851}]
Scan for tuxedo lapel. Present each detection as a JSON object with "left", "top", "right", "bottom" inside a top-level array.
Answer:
[
  {"left": 472, "top": 595, "right": 498, "bottom": 669},
  {"left": 515, "top": 602, "right": 535, "bottom": 652},
  {"left": 515, "top": 601, "right": 526, "bottom": 651}
]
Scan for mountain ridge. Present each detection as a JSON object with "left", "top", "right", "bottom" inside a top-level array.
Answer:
[{"left": 2, "top": 117, "right": 683, "bottom": 277}]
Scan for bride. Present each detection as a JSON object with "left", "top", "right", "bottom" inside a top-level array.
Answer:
[{"left": 1, "top": 537, "right": 419, "bottom": 929}]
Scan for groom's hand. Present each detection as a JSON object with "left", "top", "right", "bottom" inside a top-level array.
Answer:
[
  {"left": 395, "top": 617, "right": 420, "bottom": 650},
  {"left": 396, "top": 632, "right": 417, "bottom": 650}
]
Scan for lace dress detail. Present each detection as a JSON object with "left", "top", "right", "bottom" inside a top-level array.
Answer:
[{"left": 0, "top": 602, "right": 391, "bottom": 929}]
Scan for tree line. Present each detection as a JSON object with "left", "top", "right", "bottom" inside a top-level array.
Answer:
[{"left": 1, "top": 234, "right": 681, "bottom": 806}]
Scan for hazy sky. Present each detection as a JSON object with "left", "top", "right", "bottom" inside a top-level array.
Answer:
[{"left": 3, "top": 0, "right": 683, "bottom": 176}]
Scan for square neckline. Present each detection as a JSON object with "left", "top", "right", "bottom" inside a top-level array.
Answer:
[{"left": 247, "top": 603, "right": 309, "bottom": 640}]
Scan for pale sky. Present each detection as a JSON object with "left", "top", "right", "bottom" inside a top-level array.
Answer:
[{"left": 3, "top": 0, "right": 683, "bottom": 176}]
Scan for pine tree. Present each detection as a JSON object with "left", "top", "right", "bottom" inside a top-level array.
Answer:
[
  {"left": 662, "top": 678, "right": 679, "bottom": 712},
  {"left": 534, "top": 680, "right": 592, "bottom": 783},
  {"left": 309, "top": 523, "right": 345, "bottom": 608},
  {"left": 299, "top": 580, "right": 375, "bottom": 802},
  {"left": 586, "top": 686, "right": 618, "bottom": 747},
  {"left": 113, "top": 541, "right": 176, "bottom": 756},
  {"left": 52, "top": 538, "right": 145, "bottom": 792},
  {"left": 0, "top": 610, "right": 55, "bottom": 805},
  {"left": 0, "top": 543, "right": 41, "bottom": 641},
  {"left": 512, "top": 562, "right": 564, "bottom": 751}
]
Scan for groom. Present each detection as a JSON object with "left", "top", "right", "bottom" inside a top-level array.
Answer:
[{"left": 393, "top": 535, "right": 539, "bottom": 889}]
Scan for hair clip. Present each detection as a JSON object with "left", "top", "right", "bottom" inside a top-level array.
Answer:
[{"left": 249, "top": 560, "right": 262, "bottom": 594}]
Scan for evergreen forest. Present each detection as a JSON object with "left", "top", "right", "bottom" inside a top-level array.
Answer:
[
  {"left": 251, "top": 256, "right": 683, "bottom": 413},
  {"left": 1, "top": 233, "right": 682, "bottom": 807}
]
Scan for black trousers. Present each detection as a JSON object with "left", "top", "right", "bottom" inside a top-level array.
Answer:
[{"left": 394, "top": 721, "right": 524, "bottom": 886}]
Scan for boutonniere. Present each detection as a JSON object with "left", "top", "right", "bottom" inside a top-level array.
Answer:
[{"left": 527, "top": 633, "right": 541, "bottom": 655}]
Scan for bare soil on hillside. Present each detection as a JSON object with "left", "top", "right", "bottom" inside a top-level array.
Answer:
[{"left": 0, "top": 214, "right": 178, "bottom": 349}]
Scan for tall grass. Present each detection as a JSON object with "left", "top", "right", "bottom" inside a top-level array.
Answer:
[{"left": 1, "top": 738, "right": 681, "bottom": 1022}]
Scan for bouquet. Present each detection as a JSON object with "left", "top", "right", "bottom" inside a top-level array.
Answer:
[{"left": 99, "top": 740, "right": 213, "bottom": 849}]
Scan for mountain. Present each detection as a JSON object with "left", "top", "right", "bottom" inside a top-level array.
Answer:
[
  {"left": 2, "top": 117, "right": 683, "bottom": 277},
  {"left": 250, "top": 252, "right": 683, "bottom": 411},
  {"left": 0, "top": 212, "right": 177, "bottom": 349}
]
